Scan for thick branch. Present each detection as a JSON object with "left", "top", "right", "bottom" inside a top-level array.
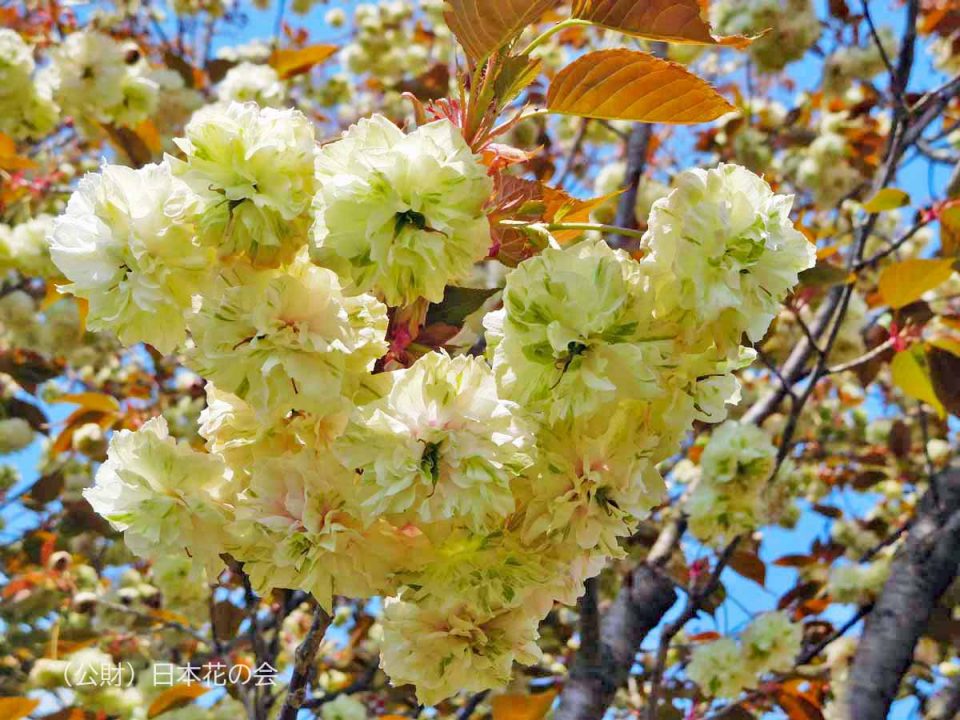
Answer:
[
  {"left": 277, "top": 601, "right": 332, "bottom": 720},
  {"left": 554, "top": 564, "right": 677, "bottom": 720},
  {"left": 847, "top": 466, "right": 960, "bottom": 720},
  {"left": 608, "top": 122, "right": 653, "bottom": 250},
  {"left": 608, "top": 43, "right": 664, "bottom": 249},
  {"left": 891, "top": 0, "right": 919, "bottom": 102},
  {"left": 577, "top": 577, "right": 602, "bottom": 668}
]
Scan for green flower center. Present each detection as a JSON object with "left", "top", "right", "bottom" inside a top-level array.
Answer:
[{"left": 724, "top": 232, "right": 766, "bottom": 267}]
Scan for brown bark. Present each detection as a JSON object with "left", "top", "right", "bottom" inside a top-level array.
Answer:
[
  {"left": 554, "top": 564, "right": 677, "bottom": 720},
  {"left": 848, "top": 467, "right": 960, "bottom": 720},
  {"left": 277, "top": 601, "right": 332, "bottom": 720}
]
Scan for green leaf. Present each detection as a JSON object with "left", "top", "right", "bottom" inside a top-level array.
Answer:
[
  {"left": 426, "top": 287, "right": 499, "bottom": 327},
  {"left": 799, "top": 261, "right": 853, "bottom": 288},
  {"left": 494, "top": 54, "right": 543, "bottom": 104}
]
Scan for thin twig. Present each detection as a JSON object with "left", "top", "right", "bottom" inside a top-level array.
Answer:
[
  {"left": 757, "top": 350, "right": 798, "bottom": 402},
  {"left": 860, "top": 0, "right": 900, "bottom": 105},
  {"left": 302, "top": 663, "right": 379, "bottom": 710},
  {"left": 645, "top": 537, "right": 740, "bottom": 720},
  {"left": 854, "top": 218, "right": 932, "bottom": 270},
  {"left": 457, "top": 690, "right": 491, "bottom": 720},
  {"left": 556, "top": 119, "right": 590, "bottom": 188},
  {"left": 827, "top": 337, "right": 895, "bottom": 375},
  {"left": 797, "top": 604, "right": 873, "bottom": 666},
  {"left": 97, "top": 600, "right": 209, "bottom": 645}
]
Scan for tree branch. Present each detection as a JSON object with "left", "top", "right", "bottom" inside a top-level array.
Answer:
[
  {"left": 277, "top": 600, "right": 332, "bottom": 720},
  {"left": 554, "top": 564, "right": 677, "bottom": 720},
  {"left": 608, "top": 42, "right": 665, "bottom": 250},
  {"left": 847, "top": 465, "right": 960, "bottom": 720},
  {"left": 645, "top": 537, "right": 740, "bottom": 720},
  {"left": 608, "top": 122, "right": 653, "bottom": 250},
  {"left": 891, "top": 0, "right": 919, "bottom": 103}
]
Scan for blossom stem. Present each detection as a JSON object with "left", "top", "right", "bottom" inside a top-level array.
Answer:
[
  {"left": 498, "top": 219, "right": 647, "bottom": 241},
  {"left": 514, "top": 107, "right": 550, "bottom": 124},
  {"left": 520, "top": 19, "right": 592, "bottom": 56}
]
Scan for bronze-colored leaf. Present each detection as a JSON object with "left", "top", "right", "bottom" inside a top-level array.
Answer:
[
  {"left": 887, "top": 419, "right": 912, "bottom": 458},
  {"left": 729, "top": 548, "right": 766, "bottom": 587},
  {"left": 941, "top": 199, "right": 960, "bottom": 257},
  {"left": 7, "top": 396, "right": 48, "bottom": 432},
  {"left": 26, "top": 472, "right": 65, "bottom": 506},
  {"left": 776, "top": 690, "right": 825, "bottom": 720},
  {"left": 491, "top": 689, "right": 557, "bottom": 720},
  {"left": 269, "top": 44, "right": 338, "bottom": 79},
  {"left": 774, "top": 554, "right": 815, "bottom": 568},
  {"left": 571, "top": 0, "right": 752, "bottom": 47},
  {"left": 148, "top": 685, "right": 209, "bottom": 718},
  {"left": 0, "top": 697, "right": 40, "bottom": 720},
  {"left": 799, "top": 260, "right": 854, "bottom": 288},
  {"left": 0, "top": 133, "right": 37, "bottom": 171},
  {"left": 0, "top": 349, "right": 62, "bottom": 393},
  {"left": 777, "top": 580, "right": 820, "bottom": 610},
  {"left": 205, "top": 58, "right": 236, "bottom": 84},
  {"left": 928, "top": 345, "right": 960, "bottom": 417},
  {"left": 444, "top": 0, "right": 557, "bottom": 61},
  {"left": 488, "top": 175, "right": 620, "bottom": 263},
  {"left": 397, "top": 62, "right": 451, "bottom": 100},
  {"left": 547, "top": 49, "right": 733, "bottom": 123},
  {"left": 52, "top": 392, "right": 121, "bottom": 414},
  {"left": 212, "top": 600, "right": 246, "bottom": 643},
  {"left": 163, "top": 50, "right": 196, "bottom": 88}
]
